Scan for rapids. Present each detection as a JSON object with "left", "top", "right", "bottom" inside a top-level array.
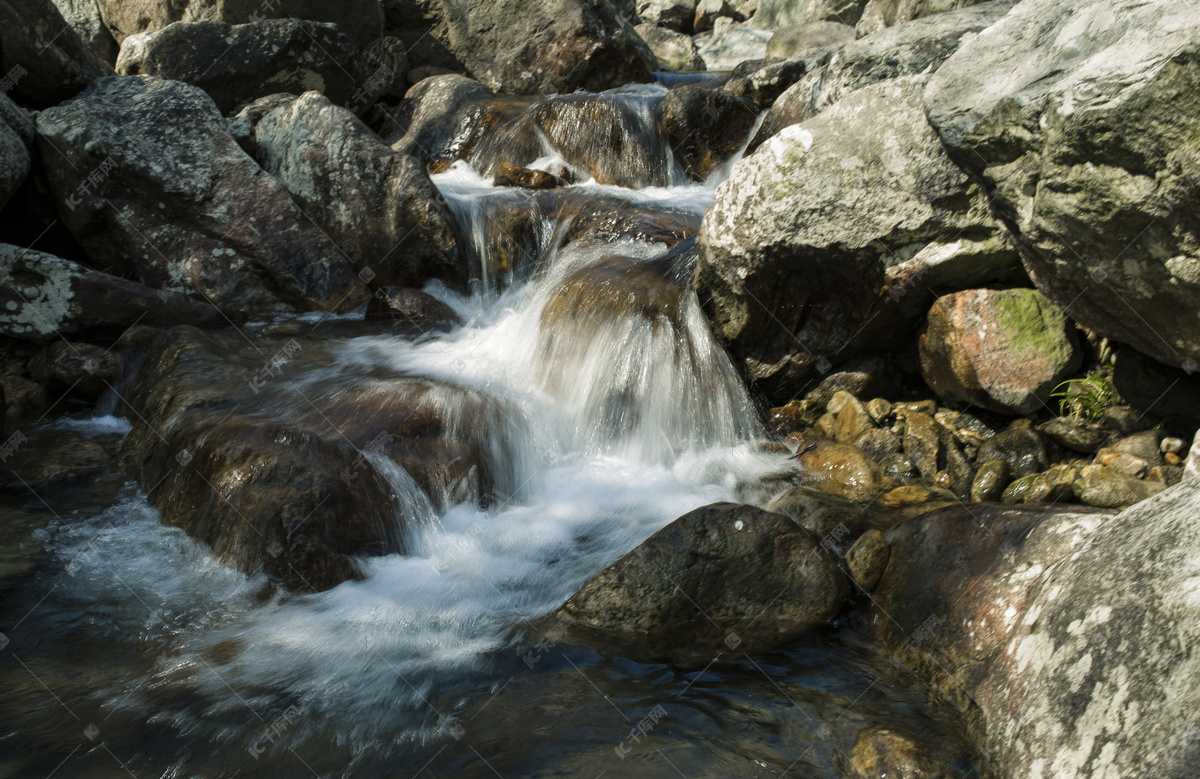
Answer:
[{"left": 0, "top": 85, "right": 975, "bottom": 777}]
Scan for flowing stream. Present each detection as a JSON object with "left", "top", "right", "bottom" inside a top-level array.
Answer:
[{"left": 0, "top": 85, "right": 974, "bottom": 778}]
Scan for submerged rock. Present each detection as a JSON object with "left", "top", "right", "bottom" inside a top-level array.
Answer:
[
  {"left": 551, "top": 503, "right": 848, "bottom": 660},
  {"left": 925, "top": 0, "right": 1200, "bottom": 373},
  {"left": 36, "top": 77, "right": 367, "bottom": 318},
  {"left": 919, "top": 288, "right": 1082, "bottom": 415},
  {"left": 847, "top": 726, "right": 956, "bottom": 779},
  {"left": 873, "top": 481, "right": 1200, "bottom": 777}
]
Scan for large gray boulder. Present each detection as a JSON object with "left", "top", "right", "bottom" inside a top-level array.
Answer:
[
  {"left": 754, "top": 0, "right": 869, "bottom": 28},
  {"left": 0, "top": 0, "right": 113, "bottom": 107},
  {"left": 96, "top": 0, "right": 384, "bottom": 46},
  {"left": 873, "top": 481, "right": 1200, "bottom": 777},
  {"left": 925, "top": 0, "right": 1200, "bottom": 373},
  {"left": 697, "top": 76, "right": 1006, "bottom": 399},
  {"left": 552, "top": 502, "right": 848, "bottom": 660},
  {"left": 637, "top": 0, "right": 699, "bottom": 33},
  {"left": 751, "top": 0, "right": 1016, "bottom": 151},
  {"left": 439, "top": 0, "right": 656, "bottom": 94},
  {"left": 0, "top": 244, "right": 220, "bottom": 342},
  {"left": 115, "top": 20, "right": 404, "bottom": 115},
  {"left": 37, "top": 76, "right": 367, "bottom": 317},
  {"left": 52, "top": 0, "right": 120, "bottom": 64},
  {"left": 248, "top": 91, "right": 466, "bottom": 290},
  {"left": 856, "top": 0, "right": 990, "bottom": 37},
  {"left": 695, "top": 22, "right": 773, "bottom": 70}
]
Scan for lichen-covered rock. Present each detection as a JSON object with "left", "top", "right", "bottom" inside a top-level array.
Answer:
[
  {"left": 925, "top": 0, "right": 1200, "bottom": 374},
  {"left": 698, "top": 76, "right": 1003, "bottom": 400},
  {"left": 873, "top": 482, "right": 1200, "bottom": 778},
  {"left": 634, "top": 22, "right": 706, "bottom": 71},
  {"left": 440, "top": 0, "right": 656, "bottom": 94},
  {"left": 51, "top": 0, "right": 119, "bottom": 64},
  {"left": 37, "top": 77, "right": 367, "bottom": 318},
  {"left": 919, "top": 288, "right": 1082, "bottom": 415},
  {"left": 0, "top": 0, "right": 113, "bottom": 107},
  {"left": 249, "top": 91, "right": 466, "bottom": 290},
  {"left": 661, "top": 85, "right": 758, "bottom": 180},
  {"left": 115, "top": 20, "right": 393, "bottom": 115},
  {"left": 96, "top": 0, "right": 385, "bottom": 46},
  {"left": 551, "top": 502, "right": 848, "bottom": 659},
  {"left": 0, "top": 244, "right": 221, "bottom": 343}
]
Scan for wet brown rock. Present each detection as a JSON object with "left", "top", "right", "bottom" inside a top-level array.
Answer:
[
  {"left": 767, "top": 486, "right": 869, "bottom": 542},
  {"left": 770, "top": 398, "right": 822, "bottom": 434},
  {"left": 1095, "top": 450, "right": 1149, "bottom": 479},
  {"left": 541, "top": 254, "right": 684, "bottom": 333},
  {"left": 831, "top": 391, "right": 876, "bottom": 444},
  {"left": 901, "top": 411, "right": 940, "bottom": 479},
  {"left": 933, "top": 408, "right": 994, "bottom": 449},
  {"left": 551, "top": 503, "right": 849, "bottom": 660},
  {"left": 1026, "top": 464, "right": 1079, "bottom": 504},
  {"left": 388, "top": 74, "right": 523, "bottom": 162},
  {"left": 970, "top": 459, "right": 1009, "bottom": 502},
  {"left": 1110, "top": 431, "right": 1166, "bottom": 467},
  {"left": 29, "top": 342, "right": 120, "bottom": 401},
  {"left": 877, "top": 485, "right": 932, "bottom": 509},
  {"left": 793, "top": 439, "right": 886, "bottom": 502},
  {"left": 920, "top": 288, "right": 1081, "bottom": 415},
  {"left": 492, "top": 162, "right": 566, "bottom": 189},
  {"left": 847, "top": 726, "right": 951, "bottom": 779},
  {"left": 846, "top": 529, "right": 889, "bottom": 593},
  {"left": 1001, "top": 473, "right": 1038, "bottom": 504},
  {"left": 855, "top": 428, "right": 901, "bottom": 463},
  {"left": 366, "top": 287, "right": 462, "bottom": 333},
  {"left": 1074, "top": 464, "right": 1166, "bottom": 509},
  {"left": 0, "top": 429, "right": 111, "bottom": 493},
  {"left": 661, "top": 85, "right": 758, "bottom": 181},
  {"left": 976, "top": 420, "right": 1050, "bottom": 478},
  {"left": 1038, "top": 416, "right": 1109, "bottom": 454}
]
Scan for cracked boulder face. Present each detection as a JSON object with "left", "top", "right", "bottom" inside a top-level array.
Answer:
[
  {"left": 925, "top": 0, "right": 1200, "bottom": 373},
  {"left": 36, "top": 76, "right": 367, "bottom": 319},
  {"left": 872, "top": 483, "right": 1200, "bottom": 778},
  {"left": 697, "top": 75, "right": 1008, "bottom": 402}
]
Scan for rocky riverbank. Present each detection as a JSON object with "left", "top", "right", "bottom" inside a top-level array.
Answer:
[{"left": 3, "top": 0, "right": 1200, "bottom": 776}]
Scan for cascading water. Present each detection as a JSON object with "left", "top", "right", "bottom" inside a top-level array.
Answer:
[{"left": 0, "top": 83, "right": 974, "bottom": 778}]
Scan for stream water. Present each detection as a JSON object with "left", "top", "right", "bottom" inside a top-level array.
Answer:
[{"left": 0, "top": 84, "right": 975, "bottom": 778}]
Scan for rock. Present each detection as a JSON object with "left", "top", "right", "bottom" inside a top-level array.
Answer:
[
  {"left": 1113, "top": 348, "right": 1200, "bottom": 423},
  {"left": 0, "top": 244, "right": 222, "bottom": 343},
  {"left": 387, "top": 74, "right": 517, "bottom": 160},
  {"left": 766, "top": 486, "right": 870, "bottom": 543},
  {"left": 381, "top": 0, "right": 461, "bottom": 75},
  {"left": 719, "top": 55, "right": 820, "bottom": 107},
  {"left": 96, "top": 0, "right": 385, "bottom": 47},
  {"left": 440, "top": 0, "right": 656, "bottom": 94},
  {"left": 847, "top": 726, "right": 953, "bottom": 779},
  {"left": 366, "top": 287, "right": 462, "bottom": 332},
  {"left": 37, "top": 77, "right": 367, "bottom": 318},
  {"left": 1037, "top": 417, "right": 1109, "bottom": 454},
  {"left": 637, "top": 0, "right": 699, "bottom": 33},
  {"left": 693, "top": 0, "right": 749, "bottom": 33},
  {"left": 1147, "top": 466, "right": 1184, "bottom": 487},
  {"left": 695, "top": 23, "right": 774, "bottom": 71},
  {"left": 901, "top": 411, "right": 940, "bottom": 479},
  {"left": 551, "top": 502, "right": 848, "bottom": 659},
  {"left": 941, "top": 434, "right": 974, "bottom": 499},
  {"left": 769, "top": 398, "right": 822, "bottom": 434},
  {"left": 29, "top": 341, "right": 120, "bottom": 400},
  {"left": 0, "top": 429, "right": 111, "bottom": 493},
  {"left": 976, "top": 420, "right": 1050, "bottom": 478},
  {"left": 970, "top": 459, "right": 1009, "bottom": 502},
  {"left": 766, "top": 20, "right": 855, "bottom": 59},
  {"left": 750, "top": 1, "right": 1014, "bottom": 152},
  {"left": 1110, "top": 431, "right": 1166, "bottom": 467},
  {"left": 846, "top": 529, "right": 888, "bottom": 592},
  {"left": 698, "top": 76, "right": 1001, "bottom": 401},
  {"left": 0, "top": 0, "right": 113, "bottom": 107},
  {"left": 491, "top": 162, "right": 566, "bottom": 189},
  {"left": 876, "top": 484, "right": 931, "bottom": 509},
  {"left": 802, "top": 355, "right": 890, "bottom": 408},
  {"left": 115, "top": 20, "right": 392, "bottom": 115},
  {"left": 1102, "top": 405, "right": 1148, "bottom": 437},
  {"left": 1074, "top": 464, "right": 1166, "bottom": 509},
  {"left": 933, "top": 408, "right": 993, "bottom": 449},
  {"left": 249, "top": 91, "right": 466, "bottom": 289},
  {"left": 856, "top": 0, "right": 993, "bottom": 37},
  {"left": 1, "top": 374, "right": 46, "bottom": 426},
  {"left": 872, "top": 482, "right": 1200, "bottom": 778},
  {"left": 225, "top": 93, "right": 299, "bottom": 155},
  {"left": 0, "top": 100, "right": 29, "bottom": 212},
  {"left": 754, "top": 0, "right": 869, "bottom": 28},
  {"left": 865, "top": 398, "right": 892, "bottom": 423},
  {"left": 1162, "top": 437, "right": 1187, "bottom": 456},
  {"left": 919, "top": 288, "right": 1083, "bottom": 415},
  {"left": 925, "top": 0, "right": 1200, "bottom": 373},
  {"left": 855, "top": 428, "right": 901, "bottom": 462},
  {"left": 1025, "top": 464, "right": 1079, "bottom": 504},
  {"left": 660, "top": 85, "right": 758, "bottom": 180},
  {"left": 1095, "top": 450, "right": 1150, "bottom": 480},
  {"left": 793, "top": 438, "right": 885, "bottom": 502},
  {"left": 634, "top": 23, "right": 706, "bottom": 71},
  {"left": 879, "top": 452, "right": 915, "bottom": 481},
  {"left": 51, "top": 0, "right": 119, "bottom": 64}
]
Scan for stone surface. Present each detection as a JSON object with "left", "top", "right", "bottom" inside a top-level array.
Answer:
[
  {"left": 29, "top": 341, "right": 120, "bottom": 399},
  {"left": 0, "top": 0, "right": 113, "bottom": 107},
  {"left": 856, "top": 0, "right": 991, "bottom": 37},
  {"left": 847, "top": 726, "right": 953, "bottom": 779},
  {"left": 634, "top": 22, "right": 706, "bottom": 71},
  {"left": 637, "top": 0, "right": 699, "bottom": 33},
  {"left": 925, "top": 0, "right": 1200, "bottom": 373},
  {"left": 0, "top": 429, "right": 111, "bottom": 493},
  {"left": 765, "top": 20, "right": 854, "bottom": 59},
  {"left": 695, "top": 23, "right": 773, "bottom": 71},
  {"left": 970, "top": 459, "right": 1009, "bottom": 502},
  {"left": 440, "top": 0, "right": 656, "bottom": 94},
  {"left": 1037, "top": 416, "right": 1109, "bottom": 454},
  {"left": 1074, "top": 464, "right": 1166, "bottom": 508},
  {"left": 873, "top": 482, "right": 1200, "bottom": 778},
  {"left": 387, "top": 74, "right": 515, "bottom": 161},
  {"left": 698, "top": 76, "right": 1000, "bottom": 401},
  {"left": 792, "top": 438, "right": 885, "bottom": 502},
  {"left": 920, "top": 288, "right": 1082, "bottom": 415},
  {"left": 115, "top": 20, "right": 390, "bottom": 115},
  {"left": 366, "top": 287, "right": 462, "bottom": 332},
  {"left": 754, "top": 0, "right": 869, "bottom": 28},
  {"left": 37, "top": 77, "right": 367, "bottom": 318},
  {"left": 552, "top": 502, "right": 848, "bottom": 659},
  {"left": 249, "top": 91, "right": 466, "bottom": 290},
  {"left": 846, "top": 528, "right": 888, "bottom": 592},
  {"left": 976, "top": 420, "right": 1050, "bottom": 478},
  {"left": 96, "top": 0, "right": 385, "bottom": 46},
  {"left": 0, "top": 244, "right": 221, "bottom": 343},
  {"left": 0, "top": 95, "right": 29, "bottom": 212},
  {"left": 660, "top": 85, "right": 758, "bottom": 180},
  {"left": 52, "top": 0, "right": 119, "bottom": 64}
]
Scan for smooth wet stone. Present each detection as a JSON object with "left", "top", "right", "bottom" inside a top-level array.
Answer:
[
  {"left": 770, "top": 398, "right": 823, "bottom": 434},
  {"left": 1074, "top": 464, "right": 1166, "bottom": 509},
  {"left": 830, "top": 391, "right": 876, "bottom": 444},
  {"left": 766, "top": 486, "right": 871, "bottom": 543},
  {"left": 492, "top": 162, "right": 565, "bottom": 189},
  {"left": 901, "top": 411, "right": 940, "bottom": 480},
  {"left": 1001, "top": 473, "right": 1038, "bottom": 505},
  {"left": 551, "top": 502, "right": 848, "bottom": 660},
  {"left": 970, "top": 460, "right": 1009, "bottom": 503},
  {"left": 793, "top": 439, "right": 886, "bottom": 502},
  {"left": 29, "top": 342, "right": 120, "bottom": 400},
  {"left": 866, "top": 398, "right": 893, "bottom": 425},
  {"left": 847, "top": 725, "right": 953, "bottom": 779},
  {"left": 1110, "top": 431, "right": 1166, "bottom": 468},
  {"left": 661, "top": 85, "right": 758, "bottom": 180},
  {"left": 880, "top": 452, "right": 916, "bottom": 481},
  {"left": 0, "top": 429, "right": 111, "bottom": 493},
  {"left": 388, "top": 74, "right": 518, "bottom": 161},
  {"left": 876, "top": 485, "right": 931, "bottom": 509},
  {"left": 933, "top": 408, "right": 994, "bottom": 449},
  {"left": 1095, "top": 450, "right": 1150, "bottom": 479},
  {"left": 846, "top": 529, "right": 889, "bottom": 593},
  {"left": 1025, "top": 464, "right": 1079, "bottom": 505},
  {"left": 855, "top": 428, "right": 901, "bottom": 463},
  {"left": 366, "top": 287, "right": 462, "bottom": 333},
  {"left": 1037, "top": 416, "right": 1110, "bottom": 454},
  {"left": 976, "top": 420, "right": 1050, "bottom": 478},
  {"left": 920, "top": 288, "right": 1082, "bottom": 415},
  {"left": 541, "top": 254, "right": 685, "bottom": 332}
]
